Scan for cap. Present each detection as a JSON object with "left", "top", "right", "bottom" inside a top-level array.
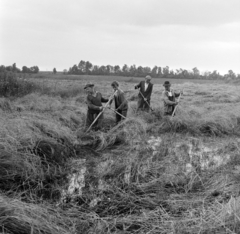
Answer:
[
  {"left": 163, "top": 81, "right": 171, "bottom": 86},
  {"left": 84, "top": 83, "right": 94, "bottom": 89},
  {"left": 145, "top": 75, "right": 152, "bottom": 80}
]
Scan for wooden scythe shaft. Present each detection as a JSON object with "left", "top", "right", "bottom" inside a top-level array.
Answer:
[
  {"left": 109, "top": 107, "right": 127, "bottom": 119},
  {"left": 86, "top": 90, "right": 117, "bottom": 132},
  {"left": 139, "top": 90, "right": 154, "bottom": 111},
  {"left": 171, "top": 92, "right": 182, "bottom": 117}
]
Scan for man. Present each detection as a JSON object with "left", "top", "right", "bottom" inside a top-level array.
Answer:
[
  {"left": 110, "top": 81, "right": 128, "bottom": 124},
  {"left": 135, "top": 75, "right": 153, "bottom": 112},
  {"left": 84, "top": 83, "right": 109, "bottom": 131},
  {"left": 162, "top": 81, "right": 182, "bottom": 116}
]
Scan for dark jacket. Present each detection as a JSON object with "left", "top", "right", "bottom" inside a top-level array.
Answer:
[
  {"left": 110, "top": 89, "right": 128, "bottom": 111},
  {"left": 86, "top": 92, "right": 108, "bottom": 113},
  {"left": 135, "top": 81, "right": 153, "bottom": 100}
]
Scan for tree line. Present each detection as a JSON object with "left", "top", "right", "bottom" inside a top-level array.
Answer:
[
  {"left": 0, "top": 63, "right": 39, "bottom": 74},
  {"left": 1, "top": 62, "right": 239, "bottom": 80},
  {"left": 68, "top": 60, "right": 240, "bottom": 80}
]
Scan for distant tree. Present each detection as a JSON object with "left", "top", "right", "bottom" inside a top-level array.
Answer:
[
  {"left": 209, "top": 70, "right": 219, "bottom": 79},
  {"left": 5, "top": 65, "right": 13, "bottom": 72},
  {"left": 151, "top": 66, "right": 158, "bottom": 78},
  {"left": 71, "top": 65, "right": 78, "bottom": 74},
  {"left": 98, "top": 65, "right": 107, "bottom": 75},
  {"left": 129, "top": 65, "right": 136, "bottom": 76},
  {"left": 122, "top": 64, "right": 129, "bottom": 76},
  {"left": 22, "top": 66, "right": 29, "bottom": 73},
  {"left": 63, "top": 69, "right": 68, "bottom": 74},
  {"left": 31, "top": 66, "right": 39, "bottom": 73},
  {"left": 0, "top": 65, "right": 6, "bottom": 72},
  {"left": 53, "top": 68, "right": 57, "bottom": 74},
  {"left": 157, "top": 67, "right": 162, "bottom": 78},
  {"left": 143, "top": 67, "right": 151, "bottom": 76},
  {"left": 137, "top": 66, "right": 144, "bottom": 77},
  {"left": 85, "top": 61, "right": 93, "bottom": 74},
  {"left": 169, "top": 69, "right": 175, "bottom": 78},
  {"left": 114, "top": 65, "right": 121, "bottom": 75},
  {"left": 203, "top": 71, "right": 211, "bottom": 79},
  {"left": 106, "top": 65, "right": 114, "bottom": 74},
  {"left": 12, "top": 63, "right": 17, "bottom": 72},
  {"left": 78, "top": 60, "right": 86, "bottom": 74},
  {"left": 228, "top": 70, "right": 236, "bottom": 79},
  {"left": 162, "top": 66, "right": 169, "bottom": 77},
  {"left": 92, "top": 65, "right": 100, "bottom": 75},
  {"left": 192, "top": 67, "right": 200, "bottom": 78},
  {"left": 21, "top": 65, "right": 39, "bottom": 73}
]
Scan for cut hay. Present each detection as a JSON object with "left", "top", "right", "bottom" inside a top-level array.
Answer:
[
  {"left": 77, "top": 118, "right": 147, "bottom": 151},
  {"left": 0, "top": 195, "right": 71, "bottom": 234},
  {"left": 148, "top": 112, "right": 240, "bottom": 136},
  {"left": 33, "top": 138, "right": 73, "bottom": 165}
]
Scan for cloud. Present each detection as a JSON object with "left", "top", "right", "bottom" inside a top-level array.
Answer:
[{"left": 1, "top": 0, "right": 240, "bottom": 74}]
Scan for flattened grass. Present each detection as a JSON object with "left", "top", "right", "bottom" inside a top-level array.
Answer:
[{"left": 0, "top": 78, "right": 240, "bottom": 233}]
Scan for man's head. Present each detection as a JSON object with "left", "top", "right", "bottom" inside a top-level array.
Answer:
[
  {"left": 163, "top": 81, "right": 171, "bottom": 91},
  {"left": 145, "top": 75, "right": 152, "bottom": 84},
  {"left": 84, "top": 83, "right": 94, "bottom": 94},
  {"left": 111, "top": 81, "right": 119, "bottom": 91}
]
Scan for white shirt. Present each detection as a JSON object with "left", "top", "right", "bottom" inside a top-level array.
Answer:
[
  {"left": 167, "top": 90, "right": 173, "bottom": 97},
  {"left": 144, "top": 82, "right": 149, "bottom": 91}
]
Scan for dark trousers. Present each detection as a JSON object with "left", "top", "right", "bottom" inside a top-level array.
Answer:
[
  {"left": 85, "top": 110, "right": 103, "bottom": 130},
  {"left": 116, "top": 109, "right": 127, "bottom": 124},
  {"left": 164, "top": 105, "right": 176, "bottom": 116},
  {"left": 137, "top": 98, "right": 150, "bottom": 112}
]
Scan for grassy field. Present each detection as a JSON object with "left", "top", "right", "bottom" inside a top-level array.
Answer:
[
  {"left": 0, "top": 74, "right": 240, "bottom": 234},
  {"left": 31, "top": 72, "right": 224, "bottom": 84}
]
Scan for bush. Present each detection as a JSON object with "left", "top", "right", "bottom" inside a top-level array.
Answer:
[{"left": 0, "top": 72, "right": 40, "bottom": 97}]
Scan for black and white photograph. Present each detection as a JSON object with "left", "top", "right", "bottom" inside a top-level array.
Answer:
[{"left": 1, "top": 0, "right": 240, "bottom": 233}]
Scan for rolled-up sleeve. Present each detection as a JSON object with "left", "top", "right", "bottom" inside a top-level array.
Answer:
[{"left": 162, "top": 92, "right": 175, "bottom": 105}]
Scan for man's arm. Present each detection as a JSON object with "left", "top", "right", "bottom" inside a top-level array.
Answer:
[
  {"left": 101, "top": 96, "right": 109, "bottom": 103},
  {"left": 86, "top": 96, "right": 102, "bottom": 110},
  {"left": 162, "top": 92, "right": 176, "bottom": 105},
  {"left": 135, "top": 81, "right": 141, "bottom": 89},
  {"left": 174, "top": 90, "right": 183, "bottom": 98},
  {"left": 174, "top": 92, "right": 180, "bottom": 98}
]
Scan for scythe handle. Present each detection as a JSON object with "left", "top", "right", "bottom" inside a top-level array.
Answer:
[
  {"left": 139, "top": 90, "right": 154, "bottom": 111},
  {"left": 86, "top": 90, "right": 117, "bottom": 132},
  {"left": 171, "top": 92, "right": 182, "bottom": 117}
]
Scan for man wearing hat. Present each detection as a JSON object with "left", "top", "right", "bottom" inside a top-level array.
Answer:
[
  {"left": 134, "top": 75, "right": 153, "bottom": 112},
  {"left": 109, "top": 81, "right": 128, "bottom": 124},
  {"left": 84, "top": 83, "right": 109, "bottom": 130},
  {"left": 162, "top": 81, "right": 182, "bottom": 116}
]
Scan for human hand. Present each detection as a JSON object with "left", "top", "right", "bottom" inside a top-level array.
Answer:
[
  {"left": 144, "top": 98, "right": 147, "bottom": 101},
  {"left": 99, "top": 106, "right": 103, "bottom": 111}
]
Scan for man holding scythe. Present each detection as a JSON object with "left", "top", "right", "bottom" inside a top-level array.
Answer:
[
  {"left": 162, "top": 81, "right": 182, "bottom": 116},
  {"left": 84, "top": 83, "right": 109, "bottom": 131},
  {"left": 135, "top": 75, "right": 153, "bottom": 112},
  {"left": 109, "top": 81, "right": 128, "bottom": 124}
]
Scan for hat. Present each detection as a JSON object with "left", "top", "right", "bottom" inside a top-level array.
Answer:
[
  {"left": 84, "top": 83, "right": 94, "bottom": 89},
  {"left": 145, "top": 75, "right": 152, "bottom": 80},
  {"left": 163, "top": 81, "right": 171, "bottom": 86},
  {"left": 111, "top": 81, "right": 119, "bottom": 87}
]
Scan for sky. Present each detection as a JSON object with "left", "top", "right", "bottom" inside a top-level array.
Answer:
[{"left": 1, "top": 0, "right": 240, "bottom": 75}]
